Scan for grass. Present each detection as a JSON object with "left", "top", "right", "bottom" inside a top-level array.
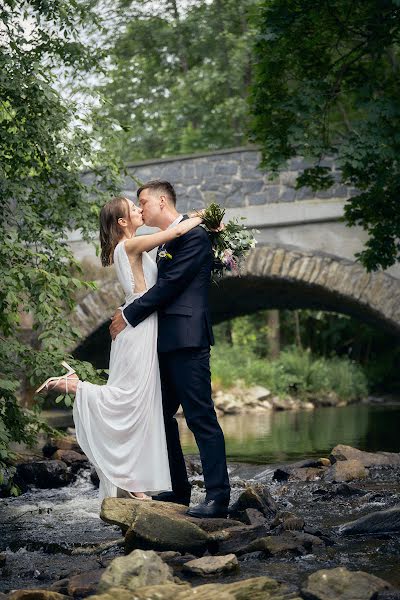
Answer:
[{"left": 211, "top": 345, "right": 368, "bottom": 402}]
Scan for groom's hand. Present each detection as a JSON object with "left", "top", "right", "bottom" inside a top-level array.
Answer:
[{"left": 109, "top": 309, "right": 127, "bottom": 340}]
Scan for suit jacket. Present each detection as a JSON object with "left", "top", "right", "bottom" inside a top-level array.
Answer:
[{"left": 123, "top": 218, "right": 215, "bottom": 352}]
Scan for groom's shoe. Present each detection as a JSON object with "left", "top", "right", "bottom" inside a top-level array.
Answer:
[
  {"left": 187, "top": 499, "right": 229, "bottom": 519},
  {"left": 152, "top": 491, "right": 191, "bottom": 506}
]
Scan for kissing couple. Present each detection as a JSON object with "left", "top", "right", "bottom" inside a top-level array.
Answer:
[{"left": 37, "top": 180, "right": 231, "bottom": 519}]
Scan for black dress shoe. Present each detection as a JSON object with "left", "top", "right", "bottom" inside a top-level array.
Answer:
[
  {"left": 187, "top": 499, "right": 229, "bottom": 519},
  {"left": 152, "top": 491, "right": 191, "bottom": 506}
]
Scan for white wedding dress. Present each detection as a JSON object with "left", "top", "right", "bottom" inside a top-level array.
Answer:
[{"left": 73, "top": 241, "right": 172, "bottom": 499}]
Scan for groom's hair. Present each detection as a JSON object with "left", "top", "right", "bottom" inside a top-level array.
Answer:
[{"left": 137, "top": 180, "right": 176, "bottom": 207}]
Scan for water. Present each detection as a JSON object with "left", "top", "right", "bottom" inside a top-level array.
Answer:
[
  {"left": 179, "top": 403, "right": 400, "bottom": 463},
  {"left": 1, "top": 402, "right": 399, "bottom": 593}
]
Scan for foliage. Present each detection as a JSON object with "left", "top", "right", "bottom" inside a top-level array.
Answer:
[
  {"left": 100, "top": 0, "right": 257, "bottom": 162},
  {"left": 201, "top": 203, "right": 257, "bottom": 276},
  {"left": 211, "top": 344, "right": 368, "bottom": 402},
  {"left": 250, "top": 0, "right": 400, "bottom": 270},
  {"left": 0, "top": 0, "right": 123, "bottom": 489}
]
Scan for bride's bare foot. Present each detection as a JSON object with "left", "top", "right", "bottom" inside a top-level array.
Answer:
[
  {"left": 49, "top": 374, "right": 80, "bottom": 395},
  {"left": 129, "top": 491, "right": 151, "bottom": 500}
]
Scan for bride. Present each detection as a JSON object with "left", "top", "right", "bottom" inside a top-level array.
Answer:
[{"left": 36, "top": 196, "right": 203, "bottom": 500}]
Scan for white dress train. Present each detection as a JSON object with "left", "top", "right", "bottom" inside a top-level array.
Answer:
[{"left": 73, "top": 241, "right": 172, "bottom": 499}]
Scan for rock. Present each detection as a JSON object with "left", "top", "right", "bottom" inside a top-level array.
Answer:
[
  {"left": 42, "top": 435, "right": 81, "bottom": 457},
  {"left": 15, "top": 460, "right": 73, "bottom": 488},
  {"left": 48, "top": 579, "right": 70, "bottom": 595},
  {"left": 270, "top": 511, "right": 305, "bottom": 532},
  {"left": 247, "top": 386, "right": 271, "bottom": 401},
  {"left": 190, "top": 576, "right": 301, "bottom": 599},
  {"left": 229, "top": 484, "right": 277, "bottom": 521},
  {"left": 89, "top": 583, "right": 191, "bottom": 600},
  {"left": 273, "top": 466, "right": 326, "bottom": 482},
  {"left": 211, "top": 524, "right": 269, "bottom": 555},
  {"left": 239, "top": 531, "right": 320, "bottom": 557},
  {"left": 90, "top": 467, "right": 100, "bottom": 488},
  {"left": 123, "top": 504, "right": 209, "bottom": 555},
  {"left": 67, "top": 569, "right": 103, "bottom": 597},
  {"left": 338, "top": 505, "right": 400, "bottom": 535},
  {"left": 183, "top": 554, "right": 239, "bottom": 576},
  {"left": 301, "top": 566, "right": 392, "bottom": 600},
  {"left": 101, "top": 498, "right": 187, "bottom": 532},
  {"left": 52, "top": 449, "right": 88, "bottom": 466},
  {"left": 374, "top": 592, "right": 400, "bottom": 600},
  {"left": 157, "top": 550, "right": 181, "bottom": 561},
  {"left": 330, "top": 444, "right": 400, "bottom": 467},
  {"left": 98, "top": 549, "right": 173, "bottom": 593},
  {"left": 240, "top": 508, "right": 267, "bottom": 526},
  {"left": 8, "top": 592, "right": 70, "bottom": 600},
  {"left": 325, "top": 459, "right": 368, "bottom": 483},
  {"left": 0, "top": 552, "right": 6, "bottom": 567}
]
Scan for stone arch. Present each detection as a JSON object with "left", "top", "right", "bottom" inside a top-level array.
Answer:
[
  {"left": 72, "top": 245, "right": 400, "bottom": 354},
  {"left": 210, "top": 245, "right": 400, "bottom": 334}
]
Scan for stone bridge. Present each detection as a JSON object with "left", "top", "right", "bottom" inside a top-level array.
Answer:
[{"left": 71, "top": 147, "right": 400, "bottom": 359}]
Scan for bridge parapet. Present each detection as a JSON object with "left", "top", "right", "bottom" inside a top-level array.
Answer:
[{"left": 118, "top": 146, "right": 352, "bottom": 211}]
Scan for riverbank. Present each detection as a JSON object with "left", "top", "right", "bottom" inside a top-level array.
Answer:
[{"left": 1, "top": 436, "right": 399, "bottom": 599}]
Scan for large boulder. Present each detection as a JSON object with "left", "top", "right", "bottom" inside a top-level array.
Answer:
[
  {"left": 324, "top": 459, "right": 368, "bottom": 483},
  {"left": 101, "top": 497, "right": 187, "bottom": 531},
  {"left": 301, "top": 566, "right": 392, "bottom": 600},
  {"left": 15, "top": 460, "right": 73, "bottom": 488},
  {"left": 97, "top": 549, "right": 173, "bottom": 593},
  {"left": 330, "top": 445, "right": 400, "bottom": 467},
  {"left": 125, "top": 511, "right": 209, "bottom": 555},
  {"left": 338, "top": 505, "right": 400, "bottom": 535}
]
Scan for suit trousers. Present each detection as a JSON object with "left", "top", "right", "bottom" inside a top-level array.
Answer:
[{"left": 158, "top": 347, "right": 230, "bottom": 503}]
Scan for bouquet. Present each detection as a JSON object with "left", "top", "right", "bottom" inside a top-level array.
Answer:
[{"left": 199, "top": 203, "right": 257, "bottom": 277}]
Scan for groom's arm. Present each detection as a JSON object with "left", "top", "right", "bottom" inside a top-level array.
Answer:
[{"left": 123, "top": 226, "right": 210, "bottom": 328}]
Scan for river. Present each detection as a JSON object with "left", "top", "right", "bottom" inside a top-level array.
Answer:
[
  {"left": 1, "top": 402, "right": 399, "bottom": 593},
  {"left": 179, "top": 402, "right": 400, "bottom": 463}
]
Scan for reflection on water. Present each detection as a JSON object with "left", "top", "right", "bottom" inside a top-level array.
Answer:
[{"left": 178, "top": 403, "right": 400, "bottom": 463}]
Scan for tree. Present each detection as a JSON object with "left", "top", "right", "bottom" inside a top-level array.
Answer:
[
  {"left": 250, "top": 0, "right": 400, "bottom": 271},
  {"left": 0, "top": 0, "right": 122, "bottom": 491},
  {"left": 100, "top": 0, "right": 256, "bottom": 162}
]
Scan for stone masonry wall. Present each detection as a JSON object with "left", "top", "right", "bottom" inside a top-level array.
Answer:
[{"left": 117, "top": 147, "right": 351, "bottom": 212}]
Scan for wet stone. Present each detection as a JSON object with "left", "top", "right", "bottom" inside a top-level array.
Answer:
[
  {"left": 301, "top": 566, "right": 392, "bottom": 600},
  {"left": 182, "top": 554, "right": 239, "bottom": 577},
  {"left": 338, "top": 505, "right": 400, "bottom": 535},
  {"left": 15, "top": 460, "right": 73, "bottom": 489},
  {"left": 97, "top": 549, "right": 173, "bottom": 593},
  {"left": 67, "top": 569, "right": 104, "bottom": 598}
]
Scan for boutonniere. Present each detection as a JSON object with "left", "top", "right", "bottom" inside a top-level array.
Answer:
[{"left": 159, "top": 250, "right": 173, "bottom": 260}]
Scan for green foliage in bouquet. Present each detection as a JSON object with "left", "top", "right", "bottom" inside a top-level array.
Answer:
[{"left": 200, "top": 203, "right": 257, "bottom": 276}]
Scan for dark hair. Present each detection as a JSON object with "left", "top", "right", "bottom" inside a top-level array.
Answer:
[
  {"left": 99, "top": 196, "right": 130, "bottom": 267},
  {"left": 136, "top": 180, "right": 176, "bottom": 207}
]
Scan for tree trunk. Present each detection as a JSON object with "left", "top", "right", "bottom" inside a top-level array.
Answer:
[
  {"left": 294, "top": 310, "right": 303, "bottom": 350},
  {"left": 267, "top": 310, "right": 280, "bottom": 359}
]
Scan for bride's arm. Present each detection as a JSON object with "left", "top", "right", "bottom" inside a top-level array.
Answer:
[{"left": 124, "top": 215, "right": 203, "bottom": 256}]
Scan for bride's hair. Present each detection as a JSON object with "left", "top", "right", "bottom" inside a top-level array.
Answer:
[{"left": 100, "top": 196, "right": 130, "bottom": 266}]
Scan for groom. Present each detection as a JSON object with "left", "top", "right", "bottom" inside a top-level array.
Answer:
[{"left": 109, "top": 180, "right": 230, "bottom": 518}]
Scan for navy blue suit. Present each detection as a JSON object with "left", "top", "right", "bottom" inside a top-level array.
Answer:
[{"left": 123, "top": 220, "right": 230, "bottom": 503}]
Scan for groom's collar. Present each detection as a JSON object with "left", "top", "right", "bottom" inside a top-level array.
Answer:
[{"left": 167, "top": 214, "right": 183, "bottom": 229}]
